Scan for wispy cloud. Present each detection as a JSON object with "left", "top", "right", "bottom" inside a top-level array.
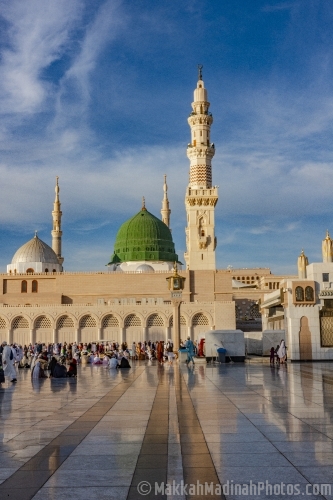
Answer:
[{"left": 0, "top": 0, "right": 84, "bottom": 114}]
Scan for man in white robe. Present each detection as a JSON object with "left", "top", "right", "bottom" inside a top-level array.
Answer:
[{"left": 2, "top": 342, "right": 17, "bottom": 382}]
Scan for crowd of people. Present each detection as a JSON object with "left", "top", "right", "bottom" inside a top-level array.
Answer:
[{"left": 0, "top": 337, "right": 197, "bottom": 385}]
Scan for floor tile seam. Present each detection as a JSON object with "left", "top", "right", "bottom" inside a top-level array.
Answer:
[
  {"left": 126, "top": 370, "right": 168, "bottom": 500},
  {"left": 167, "top": 383, "right": 185, "bottom": 486},
  {"left": 202, "top": 369, "right": 321, "bottom": 490},
  {"left": 176, "top": 369, "right": 224, "bottom": 499},
  {"left": 0, "top": 366, "right": 146, "bottom": 498}
]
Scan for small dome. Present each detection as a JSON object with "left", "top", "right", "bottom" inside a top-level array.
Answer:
[
  {"left": 135, "top": 264, "right": 154, "bottom": 273},
  {"left": 109, "top": 205, "right": 179, "bottom": 265},
  {"left": 11, "top": 234, "right": 59, "bottom": 265}
]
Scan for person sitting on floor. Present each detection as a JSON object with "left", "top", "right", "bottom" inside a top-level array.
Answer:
[
  {"left": 67, "top": 358, "right": 77, "bottom": 377},
  {"left": 117, "top": 357, "right": 131, "bottom": 369}
]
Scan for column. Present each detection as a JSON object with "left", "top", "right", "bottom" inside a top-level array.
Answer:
[
  {"left": 75, "top": 328, "right": 79, "bottom": 344},
  {"left": 98, "top": 328, "right": 102, "bottom": 341},
  {"left": 30, "top": 329, "right": 34, "bottom": 345},
  {"left": 172, "top": 299, "right": 181, "bottom": 350},
  {"left": 8, "top": 329, "right": 12, "bottom": 344},
  {"left": 142, "top": 327, "right": 148, "bottom": 342},
  {"left": 52, "top": 329, "right": 57, "bottom": 343},
  {"left": 120, "top": 327, "right": 125, "bottom": 344}
]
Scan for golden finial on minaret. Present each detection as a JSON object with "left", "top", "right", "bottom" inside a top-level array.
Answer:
[
  {"left": 161, "top": 174, "right": 171, "bottom": 228},
  {"left": 297, "top": 249, "right": 308, "bottom": 279},
  {"left": 141, "top": 196, "right": 146, "bottom": 210},
  {"left": 322, "top": 230, "right": 333, "bottom": 263},
  {"left": 51, "top": 176, "right": 64, "bottom": 269}
]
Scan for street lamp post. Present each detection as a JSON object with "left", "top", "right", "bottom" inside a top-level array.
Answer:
[{"left": 166, "top": 263, "right": 186, "bottom": 350}]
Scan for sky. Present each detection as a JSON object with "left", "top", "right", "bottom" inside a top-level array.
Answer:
[{"left": 0, "top": 0, "right": 332, "bottom": 274}]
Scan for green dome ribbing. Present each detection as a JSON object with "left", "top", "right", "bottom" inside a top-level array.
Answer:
[{"left": 109, "top": 208, "right": 179, "bottom": 264}]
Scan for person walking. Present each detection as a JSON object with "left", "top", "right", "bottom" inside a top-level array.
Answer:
[
  {"left": 277, "top": 339, "right": 287, "bottom": 364},
  {"left": 185, "top": 337, "right": 195, "bottom": 365},
  {"left": 166, "top": 339, "right": 174, "bottom": 365},
  {"left": 2, "top": 341, "right": 17, "bottom": 382}
]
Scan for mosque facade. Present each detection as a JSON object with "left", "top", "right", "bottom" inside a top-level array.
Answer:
[{"left": 0, "top": 71, "right": 312, "bottom": 357}]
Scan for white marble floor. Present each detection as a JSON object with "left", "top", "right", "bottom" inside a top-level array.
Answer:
[{"left": 0, "top": 361, "right": 333, "bottom": 499}]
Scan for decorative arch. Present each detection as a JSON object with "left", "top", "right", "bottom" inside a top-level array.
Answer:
[
  {"left": 12, "top": 315, "right": 29, "bottom": 329},
  {"left": 57, "top": 315, "right": 75, "bottom": 329},
  {"left": 26, "top": 268, "right": 34, "bottom": 274},
  {"left": 124, "top": 314, "right": 142, "bottom": 327},
  {"left": 147, "top": 313, "right": 165, "bottom": 327},
  {"left": 101, "top": 314, "right": 120, "bottom": 328},
  {"left": 79, "top": 315, "right": 97, "bottom": 328},
  {"left": 35, "top": 315, "right": 52, "bottom": 329},
  {"left": 192, "top": 313, "right": 209, "bottom": 326}
]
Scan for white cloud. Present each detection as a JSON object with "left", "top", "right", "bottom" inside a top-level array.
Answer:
[{"left": 0, "top": 0, "right": 84, "bottom": 114}]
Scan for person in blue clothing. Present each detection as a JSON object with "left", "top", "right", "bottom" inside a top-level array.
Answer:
[{"left": 185, "top": 337, "right": 195, "bottom": 365}]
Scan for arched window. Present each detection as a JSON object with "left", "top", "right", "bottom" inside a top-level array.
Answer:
[
  {"left": 295, "top": 286, "right": 304, "bottom": 302},
  {"left": 124, "top": 314, "right": 141, "bottom": 327},
  {"left": 21, "top": 280, "right": 27, "bottom": 293},
  {"left": 305, "top": 286, "right": 314, "bottom": 302},
  {"left": 52, "top": 269, "right": 56, "bottom": 273},
  {"left": 45, "top": 268, "right": 49, "bottom": 273},
  {"left": 32, "top": 280, "right": 38, "bottom": 293},
  {"left": 26, "top": 268, "right": 34, "bottom": 274},
  {"left": 192, "top": 313, "right": 209, "bottom": 326},
  {"left": 147, "top": 314, "right": 164, "bottom": 327},
  {"left": 79, "top": 315, "right": 97, "bottom": 328}
]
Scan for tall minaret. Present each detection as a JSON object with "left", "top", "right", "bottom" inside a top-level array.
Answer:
[
  {"left": 184, "top": 66, "right": 218, "bottom": 270},
  {"left": 161, "top": 175, "right": 171, "bottom": 228},
  {"left": 51, "top": 176, "right": 64, "bottom": 268}
]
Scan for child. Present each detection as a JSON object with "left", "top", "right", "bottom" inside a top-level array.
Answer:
[{"left": 270, "top": 346, "right": 275, "bottom": 364}]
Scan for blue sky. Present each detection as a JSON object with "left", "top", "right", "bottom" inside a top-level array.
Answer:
[{"left": 0, "top": 0, "right": 332, "bottom": 274}]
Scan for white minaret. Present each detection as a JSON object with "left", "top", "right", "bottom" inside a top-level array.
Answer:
[
  {"left": 161, "top": 174, "right": 171, "bottom": 228},
  {"left": 51, "top": 176, "right": 64, "bottom": 268},
  {"left": 184, "top": 66, "right": 218, "bottom": 270}
]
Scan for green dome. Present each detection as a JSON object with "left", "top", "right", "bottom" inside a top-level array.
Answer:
[{"left": 109, "top": 207, "right": 179, "bottom": 264}]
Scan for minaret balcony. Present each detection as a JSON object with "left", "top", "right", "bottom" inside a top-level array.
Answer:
[{"left": 186, "top": 145, "right": 215, "bottom": 160}]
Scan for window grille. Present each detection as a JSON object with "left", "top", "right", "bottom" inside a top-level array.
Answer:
[
  {"left": 295, "top": 286, "right": 304, "bottom": 302},
  {"left": 13, "top": 316, "right": 29, "bottom": 329},
  {"left": 35, "top": 316, "right": 52, "bottom": 329},
  {"left": 0, "top": 317, "right": 6, "bottom": 329},
  {"left": 57, "top": 315, "right": 74, "bottom": 328},
  {"left": 80, "top": 315, "right": 97, "bottom": 328},
  {"left": 305, "top": 286, "right": 314, "bottom": 302},
  {"left": 192, "top": 313, "right": 209, "bottom": 326},
  {"left": 250, "top": 304, "right": 261, "bottom": 318},
  {"left": 147, "top": 314, "right": 164, "bottom": 327},
  {"left": 124, "top": 314, "right": 141, "bottom": 327},
  {"left": 102, "top": 315, "right": 119, "bottom": 328}
]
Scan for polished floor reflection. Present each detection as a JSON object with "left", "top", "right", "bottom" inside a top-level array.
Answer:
[{"left": 1, "top": 361, "right": 333, "bottom": 499}]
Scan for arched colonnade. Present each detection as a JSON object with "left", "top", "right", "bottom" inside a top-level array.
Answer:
[{"left": 0, "top": 311, "right": 213, "bottom": 345}]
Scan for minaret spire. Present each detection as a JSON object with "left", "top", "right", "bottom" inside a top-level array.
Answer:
[
  {"left": 51, "top": 176, "right": 64, "bottom": 269},
  {"left": 184, "top": 69, "right": 218, "bottom": 270},
  {"left": 161, "top": 174, "right": 171, "bottom": 228}
]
